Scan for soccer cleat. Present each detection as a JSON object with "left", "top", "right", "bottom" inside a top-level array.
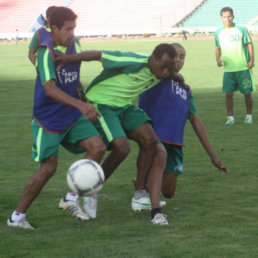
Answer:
[
  {"left": 82, "top": 194, "right": 98, "bottom": 219},
  {"left": 7, "top": 217, "right": 34, "bottom": 229},
  {"left": 131, "top": 196, "right": 166, "bottom": 212},
  {"left": 132, "top": 196, "right": 151, "bottom": 212},
  {"left": 59, "top": 198, "right": 90, "bottom": 220},
  {"left": 245, "top": 116, "right": 253, "bottom": 125},
  {"left": 225, "top": 117, "right": 234, "bottom": 125},
  {"left": 150, "top": 213, "right": 168, "bottom": 225}
]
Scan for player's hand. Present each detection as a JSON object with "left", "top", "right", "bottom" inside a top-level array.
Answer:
[
  {"left": 216, "top": 59, "right": 223, "bottom": 67},
  {"left": 170, "top": 72, "right": 185, "bottom": 86},
  {"left": 77, "top": 88, "right": 87, "bottom": 102},
  {"left": 247, "top": 61, "right": 254, "bottom": 69},
  {"left": 55, "top": 50, "right": 69, "bottom": 71},
  {"left": 212, "top": 158, "right": 230, "bottom": 173},
  {"left": 78, "top": 102, "right": 101, "bottom": 122}
]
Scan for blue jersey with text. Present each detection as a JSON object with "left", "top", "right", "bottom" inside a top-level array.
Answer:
[
  {"left": 33, "top": 38, "right": 81, "bottom": 132},
  {"left": 139, "top": 79, "right": 191, "bottom": 146}
]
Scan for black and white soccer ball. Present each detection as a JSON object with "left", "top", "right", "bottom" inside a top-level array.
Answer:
[{"left": 67, "top": 159, "right": 105, "bottom": 196}]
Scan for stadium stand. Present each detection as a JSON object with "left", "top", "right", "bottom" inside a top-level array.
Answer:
[
  {"left": 0, "top": 0, "right": 63, "bottom": 39},
  {"left": 178, "top": 0, "right": 258, "bottom": 30},
  {"left": 0, "top": 0, "right": 257, "bottom": 39},
  {"left": 69, "top": 0, "right": 204, "bottom": 36},
  {"left": 0, "top": 0, "right": 204, "bottom": 39}
]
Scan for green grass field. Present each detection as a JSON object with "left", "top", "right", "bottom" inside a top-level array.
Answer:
[{"left": 0, "top": 39, "right": 258, "bottom": 257}]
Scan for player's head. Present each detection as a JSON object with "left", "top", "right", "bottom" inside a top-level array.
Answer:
[
  {"left": 171, "top": 43, "right": 186, "bottom": 73},
  {"left": 43, "top": 6, "right": 57, "bottom": 27},
  {"left": 50, "top": 7, "right": 77, "bottom": 46},
  {"left": 149, "top": 43, "right": 176, "bottom": 79},
  {"left": 220, "top": 7, "right": 234, "bottom": 28}
]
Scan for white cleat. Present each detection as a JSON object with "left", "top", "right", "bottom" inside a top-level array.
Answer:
[
  {"left": 131, "top": 196, "right": 151, "bottom": 212},
  {"left": 82, "top": 194, "right": 99, "bottom": 219},
  {"left": 150, "top": 213, "right": 168, "bottom": 225},
  {"left": 7, "top": 217, "right": 34, "bottom": 229},
  {"left": 131, "top": 195, "right": 166, "bottom": 212},
  {"left": 59, "top": 198, "right": 89, "bottom": 220}
]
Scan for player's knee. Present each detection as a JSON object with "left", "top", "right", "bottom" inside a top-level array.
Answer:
[
  {"left": 92, "top": 141, "right": 106, "bottom": 158},
  {"left": 39, "top": 157, "right": 58, "bottom": 180},
  {"left": 83, "top": 136, "right": 107, "bottom": 158},
  {"left": 111, "top": 137, "right": 130, "bottom": 158},
  {"left": 162, "top": 189, "right": 176, "bottom": 199},
  {"left": 135, "top": 123, "right": 157, "bottom": 149}
]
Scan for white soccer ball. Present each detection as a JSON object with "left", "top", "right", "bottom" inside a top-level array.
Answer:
[{"left": 67, "top": 159, "right": 105, "bottom": 196}]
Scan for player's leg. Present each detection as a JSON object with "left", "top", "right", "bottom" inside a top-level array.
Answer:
[
  {"left": 82, "top": 136, "right": 129, "bottom": 219},
  {"left": 223, "top": 72, "right": 236, "bottom": 125},
  {"left": 238, "top": 69, "right": 254, "bottom": 124},
  {"left": 8, "top": 120, "right": 63, "bottom": 229},
  {"left": 8, "top": 156, "right": 58, "bottom": 229},
  {"left": 78, "top": 136, "right": 106, "bottom": 163},
  {"left": 244, "top": 93, "right": 253, "bottom": 124},
  {"left": 101, "top": 137, "right": 130, "bottom": 180},
  {"left": 161, "top": 144, "right": 182, "bottom": 199},
  {"left": 127, "top": 121, "right": 157, "bottom": 189},
  {"left": 17, "top": 156, "right": 58, "bottom": 213},
  {"left": 60, "top": 116, "right": 106, "bottom": 220},
  {"left": 124, "top": 105, "right": 168, "bottom": 224},
  {"left": 62, "top": 115, "right": 106, "bottom": 162},
  {"left": 129, "top": 128, "right": 168, "bottom": 224},
  {"left": 161, "top": 172, "right": 178, "bottom": 199},
  {"left": 81, "top": 106, "right": 130, "bottom": 218},
  {"left": 225, "top": 92, "right": 234, "bottom": 117},
  {"left": 92, "top": 105, "right": 130, "bottom": 180},
  {"left": 146, "top": 143, "right": 168, "bottom": 224}
]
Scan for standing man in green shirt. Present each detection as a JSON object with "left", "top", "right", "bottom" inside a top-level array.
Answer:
[{"left": 215, "top": 6, "right": 255, "bottom": 125}]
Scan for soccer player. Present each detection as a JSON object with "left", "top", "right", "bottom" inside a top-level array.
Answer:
[
  {"left": 28, "top": 5, "right": 57, "bottom": 65},
  {"left": 139, "top": 43, "right": 229, "bottom": 202},
  {"left": 215, "top": 6, "right": 255, "bottom": 125},
  {"left": 55, "top": 43, "right": 181, "bottom": 224},
  {"left": 7, "top": 7, "right": 106, "bottom": 229}
]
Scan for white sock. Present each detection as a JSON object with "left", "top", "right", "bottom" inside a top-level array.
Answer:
[
  {"left": 228, "top": 116, "right": 234, "bottom": 121},
  {"left": 246, "top": 114, "right": 252, "bottom": 119},
  {"left": 11, "top": 210, "right": 25, "bottom": 222},
  {"left": 65, "top": 192, "right": 78, "bottom": 202}
]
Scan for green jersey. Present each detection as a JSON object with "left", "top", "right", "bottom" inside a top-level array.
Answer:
[
  {"left": 215, "top": 24, "right": 252, "bottom": 72},
  {"left": 85, "top": 51, "right": 161, "bottom": 107}
]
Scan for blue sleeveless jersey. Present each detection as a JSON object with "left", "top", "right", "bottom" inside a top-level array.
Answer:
[
  {"left": 33, "top": 38, "right": 81, "bottom": 132},
  {"left": 37, "top": 26, "right": 51, "bottom": 45},
  {"left": 139, "top": 79, "right": 191, "bottom": 146}
]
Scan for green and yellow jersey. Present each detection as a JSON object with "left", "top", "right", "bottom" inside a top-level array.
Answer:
[
  {"left": 215, "top": 24, "right": 252, "bottom": 72},
  {"left": 85, "top": 51, "right": 161, "bottom": 107}
]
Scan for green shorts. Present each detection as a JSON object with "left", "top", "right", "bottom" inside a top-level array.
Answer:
[
  {"left": 223, "top": 69, "right": 255, "bottom": 94},
  {"left": 32, "top": 116, "right": 101, "bottom": 162},
  {"left": 163, "top": 143, "right": 183, "bottom": 175},
  {"left": 93, "top": 104, "right": 151, "bottom": 146}
]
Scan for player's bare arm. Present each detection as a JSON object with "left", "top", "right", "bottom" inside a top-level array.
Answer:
[
  {"left": 28, "top": 49, "right": 37, "bottom": 65},
  {"left": 247, "top": 43, "right": 255, "bottom": 69},
  {"left": 43, "top": 80, "right": 100, "bottom": 121},
  {"left": 55, "top": 50, "right": 102, "bottom": 70},
  {"left": 189, "top": 114, "right": 229, "bottom": 173},
  {"left": 215, "top": 47, "right": 223, "bottom": 67}
]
